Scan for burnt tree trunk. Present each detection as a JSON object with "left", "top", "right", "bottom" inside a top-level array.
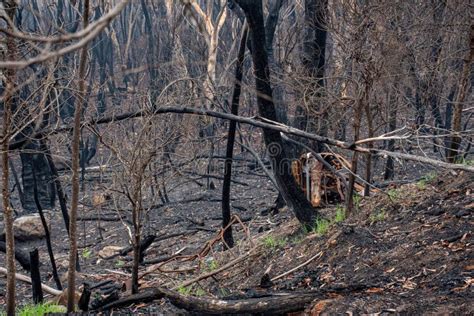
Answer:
[
  {"left": 235, "top": 0, "right": 320, "bottom": 227},
  {"left": 221, "top": 25, "right": 248, "bottom": 249},
  {"left": 447, "top": 24, "right": 474, "bottom": 162},
  {"left": 32, "top": 168, "right": 62, "bottom": 290},
  {"left": 384, "top": 91, "right": 398, "bottom": 180},
  {"left": 295, "top": 0, "right": 328, "bottom": 152},
  {"left": 29, "top": 249, "right": 43, "bottom": 304}
]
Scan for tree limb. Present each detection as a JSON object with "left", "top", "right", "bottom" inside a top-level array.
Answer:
[{"left": 9, "top": 106, "right": 474, "bottom": 172}]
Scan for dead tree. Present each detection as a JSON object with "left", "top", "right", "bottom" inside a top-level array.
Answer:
[
  {"left": 1, "top": 1, "right": 18, "bottom": 314},
  {"left": 67, "top": 0, "right": 90, "bottom": 312},
  {"left": 235, "top": 0, "right": 320, "bottom": 227},
  {"left": 29, "top": 249, "right": 43, "bottom": 304},
  {"left": 447, "top": 24, "right": 473, "bottom": 162},
  {"left": 294, "top": 0, "right": 328, "bottom": 152},
  {"left": 221, "top": 24, "right": 248, "bottom": 249}
]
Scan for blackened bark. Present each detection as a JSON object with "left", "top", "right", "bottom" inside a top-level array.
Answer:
[
  {"left": 300, "top": 0, "right": 328, "bottom": 152},
  {"left": 0, "top": 242, "right": 31, "bottom": 271},
  {"left": 384, "top": 92, "right": 397, "bottom": 180},
  {"left": 265, "top": 0, "right": 285, "bottom": 63},
  {"left": 304, "top": 0, "right": 327, "bottom": 86},
  {"left": 235, "top": 0, "right": 319, "bottom": 227},
  {"left": 447, "top": 24, "right": 474, "bottom": 162},
  {"left": 39, "top": 140, "right": 71, "bottom": 235},
  {"left": 20, "top": 143, "right": 55, "bottom": 213},
  {"left": 29, "top": 249, "right": 43, "bottom": 304},
  {"left": 78, "top": 283, "right": 91, "bottom": 311},
  {"left": 138, "top": 235, "right": 156, "bottom": 263},
  {"left": 222, "top": 25, "right": 248, "bottom": 249},
  {"left": 32, "top": 168, "right": 62, "bottom": 290},
  {"left": 345, "top": 100, "right": 363, "bottom": 213}
]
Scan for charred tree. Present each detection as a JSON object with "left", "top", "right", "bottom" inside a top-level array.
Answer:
[
  {"left": 384, "top": 91, "right": 398, "bottom": 180},
  {"left": 447, "top": 24, "right": 473, "bottom": 162},
  {"left": 32, "top": 168, "right": 62, "bottom": 290},
  {"left": 235, "top": 0, "right": 320, "bottom": 227},
  {"left": 295, "top": 0, "right": 328, "bottom": 152},
  {"left": 221, "top": 24, "right": 248, "bottom": 249},
  {"left": 29, "top": 249, "right": 43, "bottom": 304}
]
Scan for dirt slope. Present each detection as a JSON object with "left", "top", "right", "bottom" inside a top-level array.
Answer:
[
  {"left": 198, "top": 171, "right": 473, "bottom": 314},
  {"left": 0, "top": 170, "right": 472, "bottom": 315}
]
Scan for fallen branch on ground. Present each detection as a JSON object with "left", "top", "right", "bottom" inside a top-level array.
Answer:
[
  {"left": 99, "top": 287, "right": 321, "bottom": 313},
  {"left": 271, "top": 251, "right": 323, "bottom": 282},
  {"left": 0, "top": 267, "right": 62, "bottom": 296},
  {"left": 173, "top": 248, "right": 259, "bottom": 290}
]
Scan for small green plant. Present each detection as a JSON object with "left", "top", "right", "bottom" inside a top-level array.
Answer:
[
  {"left": 177, "top": 285, "right": 206, "bottom": 297},
  {"left": 370, "top": 209, "right": 386, "bottom": 224},
  {"left": 334, "top": 205, "right": 346, "bottom": 223},
  {"left": 416, "top": 179, "right": 427, "bottom": 190},
  {"left": 177, "top": 285, "right": 193, "bottom": 296},
  {"left": 417, "top": 172, "right": 437, "bottom": 189},
  {"left": 313, "top": 218, "right": 330, "bottom": 235},
  {"left": 218, "top": 287, "right": 231, "bottom": 297},
  {"left": 353, "top": 194, "right": 362, "bottom": 210},
  {"left": 455, "top": 157, "right": 474, "bottom": 165},
  {"left": 115, "top": 259, "right": 125, "bottom": 267},
  {"left": 206, "top": 258, "right": 219, "bottom": 271},
  {"left": 387, "top": 188, "right": 399, "bottom": 202},
  {"left": 82, "top": 248, "right": 92, "bottom": 259},
  {"left": 15, "top": 303, "right": 66, "bottom": 316},
  {"left": 290, "top": 233, "right": 306, "bottom": 244},
  {"left": 194, "top": 288, "right": 206, "bottom": 297},
  {"left": 262, "top": 235, "right": 287, "bottom": 249}
]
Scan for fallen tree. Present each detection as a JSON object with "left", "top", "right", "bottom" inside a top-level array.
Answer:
[
  {"left": 99, "top": 287, "right": 322, "bottom": 314},
  {"left": 9, "top": 106, "right": 474, "bottom": 173}
]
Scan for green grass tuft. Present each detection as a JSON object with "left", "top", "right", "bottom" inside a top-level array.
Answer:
[
  {"left": 206, "top": 258, "right": 219, "bottom": 271},
  {"left": 387, "top": 188, "right": 399, "bottom": 202},
  {"left": 177, "top": 285, "right": 207, "bottom": 297},
  {"left": 370, "top": 209, "right": 386, "bottom": 224},
  {"left": 313, "top": 218, "right": 330, "bottom": 235},
  {"left": 417, "top": 172, "right": 437, "bottom": 190},
  {"left": 11, "top": 302, "right": 67, "bottom": 316},
  {"left": 334, "top": 205, "right": 346, "bottom": 223},
  {"left": 177, "top": 285, "right": 193, "bottom": 296},
  {"left": 262, "top": 235, "right": 287, "bottom": 249},
  {"left": 353, "top": 194, "right": 362, "bottom": 210}
]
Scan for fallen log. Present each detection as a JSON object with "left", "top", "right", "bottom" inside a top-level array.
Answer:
[
  {"left": 77, "top": 215, "right": 126, "bottom": 222},
  {"left": 0, "top": 266, "right": 62, "bottom": 296},
  {"left": 99, "top": 287, "right": 321, "bottom": 314}
]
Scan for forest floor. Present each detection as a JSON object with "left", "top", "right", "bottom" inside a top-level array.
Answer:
[{"left": 0, "top": 162, "right": 473, "bottom": 315}]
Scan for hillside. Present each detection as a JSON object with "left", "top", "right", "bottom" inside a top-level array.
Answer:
[{"left": 2, "top": 170, "right": 471, "bottom": 314}]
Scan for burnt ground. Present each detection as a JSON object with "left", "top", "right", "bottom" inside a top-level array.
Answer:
[{"left": 0, "top": 160, "right": 472, "bottom": 314}]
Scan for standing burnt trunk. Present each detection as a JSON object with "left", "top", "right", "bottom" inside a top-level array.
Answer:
[
  {"left": 221, "top": 25, "right": 248, "bottom": 249},
  {"left": 29, "top": 249, "right": 43, "bottom": 304},
  {"left": 235, "top": 0, "right": 320, "bottom": 227},
  {"left": 32, "top": 168, "right": 62, "bottom": 290}
]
